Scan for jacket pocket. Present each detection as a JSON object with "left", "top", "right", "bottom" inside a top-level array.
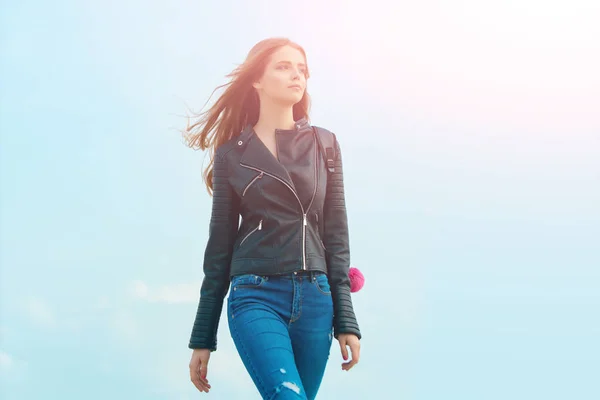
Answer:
[
  {"left": 314, "top": 213, "right": 326, "bottom": 250},
  {"left": 242, "top": 172, "right": 264, "bottom": 196},
  {"left": 239, "top": 219, "right": 263, "bottom": 247}
]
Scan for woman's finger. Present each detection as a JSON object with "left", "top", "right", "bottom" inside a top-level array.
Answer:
[
  {"left": 342, "top": 339, "right": 361, "bottom": 371},
  {"left": 338, "top": 337, "right": 349, "bottom": 363},
  {"left": 351, "top": 340, "right": 360, "bottom": 365},
  {"left": 190, "top": 363, "right": 211, "bottom": 392}
]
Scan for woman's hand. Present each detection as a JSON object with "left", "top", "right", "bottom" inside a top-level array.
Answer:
[
  {"left": 189, "top": 349, "right": 212, "bottom": 393},
  {"left": 337, "top": 333, "right": 361, "bottom": 371}
]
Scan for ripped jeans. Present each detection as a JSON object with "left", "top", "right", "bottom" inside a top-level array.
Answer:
[{"left": 227, "top": 270, "right": 334, "bottom": 400}]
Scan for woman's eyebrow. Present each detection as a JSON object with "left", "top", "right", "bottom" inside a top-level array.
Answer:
[{"left": 275, "top": 60, "right": 307, "bottom": 67}]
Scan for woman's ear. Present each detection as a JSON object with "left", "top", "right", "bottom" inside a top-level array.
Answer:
[{"left": 252, "top": 80, "right": 262, "bottom": 90}]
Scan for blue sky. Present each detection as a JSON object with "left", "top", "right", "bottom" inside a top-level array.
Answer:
[{"left": 1, "top": 0, "right": 599, "bottom": 399}]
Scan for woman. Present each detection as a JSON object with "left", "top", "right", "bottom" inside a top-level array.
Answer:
[{"left": 185, "top": 37, "right": 362, "bottom": 399}]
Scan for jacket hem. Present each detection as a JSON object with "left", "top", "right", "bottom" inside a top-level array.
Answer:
[{"left": 230, "top": 257, "right": 328, "bottom": 277}]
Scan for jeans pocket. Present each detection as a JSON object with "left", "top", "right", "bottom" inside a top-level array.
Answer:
[
  {"left": 314, "top": 274, "right": 331, "bottom": 295},
  {"left": 229, "top": 274, "right": 267, "bottom": 310},
  {"left": 232, "top": 274, "right": 267, "bottom": 290}
]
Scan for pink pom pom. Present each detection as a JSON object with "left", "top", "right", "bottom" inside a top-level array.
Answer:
[{"left": 349, "top": 266, "right": 365, "bottom": 293}]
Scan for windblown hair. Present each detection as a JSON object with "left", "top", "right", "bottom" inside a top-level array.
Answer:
[{"left": 183, "top": 38, "right": 311, "bottom": 195}]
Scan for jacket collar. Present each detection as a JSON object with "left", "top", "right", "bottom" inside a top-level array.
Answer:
[{"left": 237, "top": 118, "right": 312, "bottom": 192}]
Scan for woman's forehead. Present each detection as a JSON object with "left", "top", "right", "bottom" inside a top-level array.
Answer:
[{"left": 269, "top": 46, "right": 306, "bottom": 64}]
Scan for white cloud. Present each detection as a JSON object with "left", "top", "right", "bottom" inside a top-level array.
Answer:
[
  {"left": 0, "top": 350, "right": 27, "bottom": 383},
  {"left": 131, "top": 280, "right": 149, "bottom": 299},
  {"left": 26, "top": 298, "right": 55, "bottom": 328},
  {"left": 130, "top": 280, "right": 200, "bottom": 304},
  {"left": 0, "top": 351, "right": 13, "bottom": 370},
  {"left": 114, "top": 283, "right": 253, "bottom": 397}
]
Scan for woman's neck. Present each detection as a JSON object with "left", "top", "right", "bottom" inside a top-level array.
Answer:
[{"left": 253, "top": 102, "right": 295, "bottom": 139}]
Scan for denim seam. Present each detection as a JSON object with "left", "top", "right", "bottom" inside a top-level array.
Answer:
[
  {"left": 289, "top": 278, "right": 296, "bottom": 326},
  {"left": 290, "top": 277, "right": 306, "bottom": 324},
  {"left": 314, "top": 277, "right": 331, "bottom": 296},
  {"left": 234, "top": 282, "right": 265, "bottom": 290},
  {"left": 297, "top": 280, "right": 303, "bottom": 322},
  {"left": 315, "top": 286, "right": 331, "bottom": 296},
  {"left": 230, "top": 308, "right": 267, "bottom": 397}
]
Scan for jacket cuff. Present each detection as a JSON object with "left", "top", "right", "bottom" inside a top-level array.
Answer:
[
  {"left": 188, "top": 296, "right": 224, "bottom": 351},
  {"left": 332, "top": 284, "right": 362, "bottom": 340}
]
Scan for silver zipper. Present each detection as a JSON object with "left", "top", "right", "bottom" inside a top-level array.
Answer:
[
  {"left": 304, "top": 135, "right": 319, "bottom": 219},
  {"left": 240, "top": 142, "right": 318, "bottom": 270},
  {"left": 242, "top": 172, "right": 264, "bottom": 196},
  {"left": 302, "top": 136, "right": 319, "bottom": 268},
  {"left": 314, "top": 212, "right": 326, "bottom": 250},
  {"left": 239, "top": 219, "right": 262, "bottom": 247}
]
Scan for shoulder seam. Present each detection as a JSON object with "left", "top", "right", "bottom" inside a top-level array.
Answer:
[{"left": 214, "top": 140, "right": 238, "bottom": 160}]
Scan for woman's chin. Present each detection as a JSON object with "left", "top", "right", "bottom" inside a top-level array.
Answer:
[{"left": 275, "top": 92, "right": 304, "bottom": 106}]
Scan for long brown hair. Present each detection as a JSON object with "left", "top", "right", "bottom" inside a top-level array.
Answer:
[{"left": 183, "top": 38, "right": 311, "bottom": 195}]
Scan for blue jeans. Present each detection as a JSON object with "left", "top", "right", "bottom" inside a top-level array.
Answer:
[{"left": 227, "top": 271, "right": 334, "bottom": 400}]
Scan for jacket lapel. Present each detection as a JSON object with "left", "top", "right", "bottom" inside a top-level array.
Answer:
[{"left": 239, "top": 127, "right": 297, "bottom": 192}]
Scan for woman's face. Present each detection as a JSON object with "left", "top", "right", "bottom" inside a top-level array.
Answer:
[{"left": 253, "top": 45, "right": 308, "bottom": 107}]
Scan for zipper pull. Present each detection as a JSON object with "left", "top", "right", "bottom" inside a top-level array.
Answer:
[
  {"left": 258, "top": 220, "right": 263, "bottom": 230},
  {"left": 303, "top": 214, "right": 307, "bottom": 226}
]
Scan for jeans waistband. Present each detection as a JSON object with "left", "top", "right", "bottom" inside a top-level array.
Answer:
[{"left": 292, "top": 270, "right": 326, "bottom": 279}]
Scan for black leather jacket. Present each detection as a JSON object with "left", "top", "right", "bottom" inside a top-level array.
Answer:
[{"left": 189, "top": 118, "right": 361, "bottom": 351}]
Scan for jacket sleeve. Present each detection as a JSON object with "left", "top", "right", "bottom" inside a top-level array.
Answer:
[
  {"left": 322, "top": 136, "right": 362, "bottom": 340},
  {"left": 189, "top": 150, "right": 240, "bottom": 351}
]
